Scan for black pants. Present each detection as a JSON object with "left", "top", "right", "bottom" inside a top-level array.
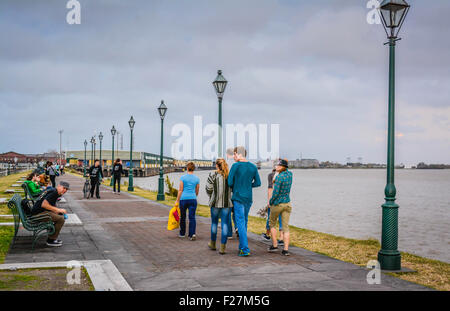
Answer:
[
  {"left": 90, "top": 177, "right": 100, "bottom": 198},
  {"left": 113, "top": 175, "right": 121, "bottom": 193},
  {"left": 50, "top": 175, "right": 56, "bottom": 188}
]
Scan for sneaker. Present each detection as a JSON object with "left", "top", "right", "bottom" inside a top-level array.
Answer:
[
  {"left": 178, "top": 234, "right": 185, "bottom": 238},
  {"left": 278, "top": 239, "right": 284, "bottom": 245},
  {"left": 268, "top": 245, "right": 279, "bottom": 252},
  {"left": 46, "top": 239, "right": 62, "bottom": 247},
  {"left": 54, "top": 239, "right": 63, "bottom": 245},
  {"left": 261, "top": 233, "right": 271, "bottom": 241},
  {"left": 189, "top": 234, "right": 197, "bottom": 241},
  {"left": 281, "top": 250, "right": 290, "bottom": 256},
  {"left": 238, "top": 250, "right": 250, "bottom": 257}
]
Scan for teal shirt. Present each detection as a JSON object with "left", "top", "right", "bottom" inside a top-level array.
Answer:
[
  {"left": 180, "top": 173, "right": 200, "bottom": 200},
  {"left": 227, "top": 161, "right": 261, "bottom": 205},
  {"left": 269, "top": 170, "right": 293, "bottom": 206}
]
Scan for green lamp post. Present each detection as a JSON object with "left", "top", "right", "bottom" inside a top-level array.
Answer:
[
  {"left": 83, "top": 139, "right": 88, "bottom": 177},
  {"left": 212, "top": 70, "right": 228, "bottom": 158},
  {"left": 90, "top": 136, "right": 95, "bottom": 166},
  {"left": 110, "top": 125, "right": 116, "bottom": 186},
  {"left": 157, "top": 100, "right": 168, "bottom": 201},
  {"left": 99, "top": 132, "right": 103, "bottom": 166},
  {"left": 377, "top": 0, "right": 410, "bottom": 271},
  {"left": 128, "top": 116, "right": 135, "bottom": 192}
]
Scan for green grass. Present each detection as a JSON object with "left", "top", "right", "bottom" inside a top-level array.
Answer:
[{"left": 0, "top": 227, "right": 14, "bottom": 264}]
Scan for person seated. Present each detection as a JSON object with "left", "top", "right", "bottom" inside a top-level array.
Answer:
[
  {"left": 30, "top": 181, "right": 70, "bottom": 247},
  {"left": 24, "top": 172, "right": 43, "bottom": 197},
  {"left": 38, "top": 174, "right": 52, "bottom": 189}
]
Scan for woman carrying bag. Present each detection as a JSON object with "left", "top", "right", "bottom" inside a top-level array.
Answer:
[{"left": 205, "top": 158, "right": 233, "bottom": 254}]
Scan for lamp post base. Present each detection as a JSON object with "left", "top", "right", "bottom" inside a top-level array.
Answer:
[
  {"left": 378, "top": 250, "right": 401, "bottom": 271},
  {"left": 157, "top": 175, "right": 165, "bottom": 201}
]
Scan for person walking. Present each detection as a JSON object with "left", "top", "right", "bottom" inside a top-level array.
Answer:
[
  {"left": 112, "top": 158, "right": 124, "bottom": 194},
  {"left": 268, "top": 159, "right": 293, "bottom": 256},
  {"left": 205, "top": 158, "right": 233, "bottom": 254},
  {"left": 261, "top": 167, "right": 284, "bottom": 245},
  {"left": 88, "top": 159, "right": 103, "bottom": 199},
  {"left": 175, "top": 162, "right": 200, "bottom": 241},
  {"left": 227, "top": 146, "right": 261, "bottom": 257}
]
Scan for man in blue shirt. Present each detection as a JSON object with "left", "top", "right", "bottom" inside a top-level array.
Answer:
[{"left": 227, "top": 146, "right": 261, "bottom": 256}]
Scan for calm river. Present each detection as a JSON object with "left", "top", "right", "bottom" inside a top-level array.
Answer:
[{"left": 134, "top": 169, "right": 450, "bottom": 263}]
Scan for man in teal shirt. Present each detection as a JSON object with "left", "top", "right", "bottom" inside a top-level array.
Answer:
[{"left": 227, "top": 146, "right": 261, "bottom": 256}]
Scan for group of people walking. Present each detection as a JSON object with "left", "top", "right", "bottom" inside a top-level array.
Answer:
[
  {"left": 176, "top": 146, "right": 293, "bottom": 257},
  {"left": 44, "top": 161, "right": 65, "bottom": 188}
]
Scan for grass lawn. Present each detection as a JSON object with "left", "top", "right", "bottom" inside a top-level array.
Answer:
[
  {"left": 0, "top": 267, "right": 94, "bottom": 291},
  {"left": 65, "top": 168, "right": 450, "bottom": 291}
]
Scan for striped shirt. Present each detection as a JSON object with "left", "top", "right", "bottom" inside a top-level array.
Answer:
[{"left": 205, "top": 171, "right": 233, "bottom": 208}]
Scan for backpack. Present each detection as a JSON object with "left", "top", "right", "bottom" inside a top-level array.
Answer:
[{"left": 21, "top": 198, "right": 33, "bottom": 216}]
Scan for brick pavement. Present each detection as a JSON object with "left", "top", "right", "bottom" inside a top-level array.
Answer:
[{"left": 4, "top": 174, "right": 432, "bottom": 291}]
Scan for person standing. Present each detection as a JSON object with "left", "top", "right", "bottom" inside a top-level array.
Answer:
[
  {"left": 205, "top": 158, "right": 233, "bottom": 254},
  {"left": 268, "top": 159, "right": 293, "bottom": 256},
  {"left": 88, "top": 159, "right": 103, "bottom": 199},
  {"left": 262, "top": 167, "right": 284, "bottom": 244},
  {"left": 46, "top": 162, "right": 57, "bottom": 188},
  {"left": 30, "top": 181, "right": 70, "bottom": 247},
  {"left": 227, "top": 146, "right": 261, "bottom": 257},
  {"left": 112, "top": 158, "right": 124, "bottom": 194},
  {"left": 175, "top": 162, "right": 200, "bottom": 241}
]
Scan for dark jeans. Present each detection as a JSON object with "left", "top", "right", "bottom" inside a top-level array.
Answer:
[
  {"left": 113, "top": 175, "right": 121, "bottom": 192},
  {"left": 50, "top": 175, "right": 56, "bottom": 188},
  {"left": 90, "top": 177, "right": 100, "bottom": 198},
  {"left": 179, "top": 199, "right": 197, "bottom": 237},
  {"left": 211, "top": 207, "right": 232, "bottom": 245}
]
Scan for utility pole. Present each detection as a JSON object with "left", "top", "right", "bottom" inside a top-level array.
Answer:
[{"left": 58, "top": 129, "right": 63, "bottom": 165}]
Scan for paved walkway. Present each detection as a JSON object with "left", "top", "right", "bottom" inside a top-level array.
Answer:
[{"left": 5, "top": 174, "right": 431, "bottom": 291}]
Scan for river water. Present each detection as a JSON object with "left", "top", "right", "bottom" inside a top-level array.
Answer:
[{"left": 134, "top": 169, "right": 450, "bottom": 263}]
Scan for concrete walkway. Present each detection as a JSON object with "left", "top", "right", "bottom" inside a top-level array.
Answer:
[{"left": 5, "top": 174, "right": 431, "bottom": 291}]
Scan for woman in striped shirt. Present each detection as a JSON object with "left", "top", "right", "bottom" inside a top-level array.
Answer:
[{"left": 205, "top": 158, "right": 233, "bottom": 254}]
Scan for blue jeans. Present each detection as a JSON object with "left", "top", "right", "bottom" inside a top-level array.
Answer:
[
  {"left": 210, "top": 207, "right": 232, "bottom": 245},
  {"left": 227, "top": 206, "right": 237, "bottom": 237},
  {"left": 179, "top": 199, "right": 197, "bottom": 237},
  {"left": 233, "top": 200, "right": 252, "bottom": 254},
  {"left": 266, "top": 208, "right": 283, "bottom": 231}
]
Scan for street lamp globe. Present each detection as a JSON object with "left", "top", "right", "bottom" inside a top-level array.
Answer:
[
  {"left": 90, "top": 136, "right": 95, "bottom": 144},
  {"left": 379, "top": 0, "right": 410, "bottom": 39},
  {"left": 99, "top": 132, "right": 103, "bottom": 141},
  {"left": 111, "top": 125, "right": 116, "bottom": 136},
  {"left": 158, "top": 100, "right": 168, "bottom": 120},
  {"left": 84, "top": 140, "right": 87, "bottom": 147},
  {"left": 128, "top": 116, "right": 135, "bottom": 130},
  {"left": 212, "top": 70, "right": 228, "bottom": 99}
]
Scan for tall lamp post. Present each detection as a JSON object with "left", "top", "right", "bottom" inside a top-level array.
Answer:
[
  {"left": 58, "top": 129, "right": 63, "bottom": 166},
  {"left": 212, "top": 70, "right": 228, "bottom": 158},
  {"left": 90, "top": 136, "right": 95, "bottom": 165},
  {"left": 84, "top": 140, "right": 88, "bottom": 177},
  {"left": 110, "top": 126, "right": 116, "bottom": 186},
  {"left": 99, "top": 132, "right": 103, "bottom": 166},
  {"left": 157, "top": 101, "right": 168, "bottom": 201},
  {"left": 128, "top": 116, "right": 135, "bottom": 192},
  {"left": 377, "top": 0, "right": 410, "bottom": 271}
]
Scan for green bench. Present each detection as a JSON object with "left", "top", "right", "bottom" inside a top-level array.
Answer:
[
  {"left": 7, "top": 194, "right": 55, "bottom": 250},
  {"left": 21, "top": 183, "right": 41, "bottom": 203}
]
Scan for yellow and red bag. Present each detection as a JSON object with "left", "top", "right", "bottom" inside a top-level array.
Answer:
[{"left": 167, "top": 202, "right": 180, "bottom": 230}]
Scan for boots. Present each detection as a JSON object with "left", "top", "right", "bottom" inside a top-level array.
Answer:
[
  {"left": 208, "top": 240, "right": 216, "bottom": 250},
  {"left": 219, "top": 244, "right": 226, "bottom": 255}
]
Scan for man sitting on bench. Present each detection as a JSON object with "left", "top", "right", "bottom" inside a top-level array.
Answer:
[{"left": 30, "top": 181, "right": 70, "bottom": 247}]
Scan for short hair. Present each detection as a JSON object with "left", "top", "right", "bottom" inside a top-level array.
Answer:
[
  {"left": 234, "top": 146, "right": 247, "bottom": 157},
  {"left": 186, "top": 162, "right": 195, "bottom": 172}
]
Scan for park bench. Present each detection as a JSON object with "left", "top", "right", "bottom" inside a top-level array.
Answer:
[
  {"left": 7, "top": 194, "right": 55, "bottom": 250},
  {"left": 21, "top": 183, "right": 41, "bottom": 203}
]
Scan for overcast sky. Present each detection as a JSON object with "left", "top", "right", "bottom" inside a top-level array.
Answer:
[{"left": 0, "top": 0, "right": 449, "bottom": 165}]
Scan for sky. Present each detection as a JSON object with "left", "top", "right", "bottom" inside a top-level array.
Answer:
[{"left": 0, "top": 0, "right": 449, "bottom": 166}]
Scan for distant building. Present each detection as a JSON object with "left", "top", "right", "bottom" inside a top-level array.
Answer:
[{"left": 289, "top": 159, "right": 319, "bottom": 168}]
